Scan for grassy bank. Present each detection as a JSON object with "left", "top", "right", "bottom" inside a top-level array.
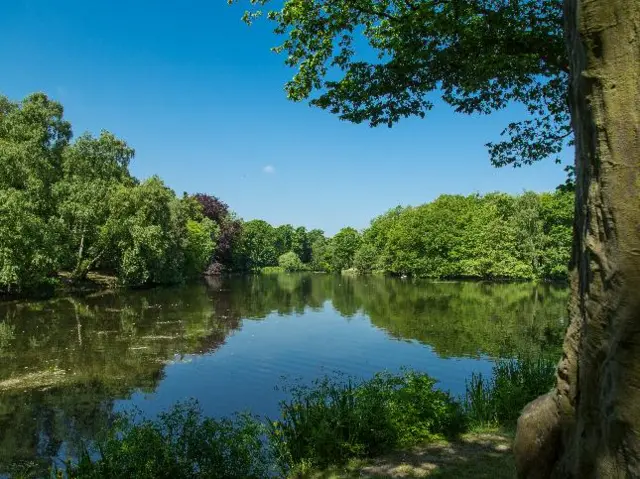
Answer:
[{"left": 46, "top": 357, "right": 554, "bottom": 478}]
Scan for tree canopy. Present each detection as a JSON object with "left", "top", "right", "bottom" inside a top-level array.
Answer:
[
  {"left": 0, "top": 92, "right": 573, "bottom": 293},
  {"left": 0, "top": 94, "right": 219, "bottom": 293},
  {"left": 231, "top": 0, "right": 571, "bottom": 170}
]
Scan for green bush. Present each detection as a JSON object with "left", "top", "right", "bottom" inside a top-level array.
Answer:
[
  {"left": 63, "top": 402, "right": 274, "bottom": 479},
  {"left": 464, "top": 356, "right": 556, "bottom": 428},
  {"left": 58, "top": 363, "right": 553, "bottom": 478},
  {"left": 270, "top": 370, "right": 466, "bottom": 471},
  {"left": 260, "top": 266, "right": 285, "bottom": 274},
  {"left": 278, "top": 251, "right": 305, "bottom": 272}
]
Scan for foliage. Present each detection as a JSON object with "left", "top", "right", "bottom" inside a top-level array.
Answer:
[
  {"left": 270, "top": 371, "right": 466, "bottom": 472},
  {"left": 55, "top": 131, "right": 135, "bottom": 279},
  {"left": 183, "top": 219, "right": 218, "bottom": 279},
  {"left": 193, "top": 194, "right": 242, "bottom": 273},
  {"left": 233, "top": 220, "right": 278, "bottom": 271},
  {"left": 353, "top": 243, "right": 378, "bottom": 274},
  {"left": 464, "top": 356, "right": 557, "bottom": 428},
  {"left": 233, "top": 223, "right": 319, "bottom": 272},
  {"left": 309, "top": 236, "right": 333, "bottom": 272},
  {"left": 331, "top": 228, "right": 362, "bottom": 272},
  {"left": 0, "top": 190, "right": 61, "bottom": 292},
  {"left": 274, "top": 225, "right": 311, "bottom": 263},
  {"left": 63, "top": 401, "right": 273, "bottom": 479},
  {"left": 0, "top": 94, "right": 71, "bottom": 293},
  {"left": 356, "top": 191, "right": 573, "bottom": 280},
  {"left": 0, "top": 93, "right": 236, "bottom": 292},
  {"left": 0, "top": 90, "right": 572, "bottom": 290},
  {"left": 232, "top": 0, "right": 571, "bottom": 172},
  {"left": 260, "top": 266, "right": 285, "bottom": 274},
  {"left": 58, "top": 372, "right": 466, "bottom": 477},
  {"left": 100, "top": 178, "right": 184, "bottom": 287},
  {"left": 0, "top": 93, "right": 71, "bottom": 204},
  {"left": 278, "top": 251, "right": 305, "bottom": 272}
]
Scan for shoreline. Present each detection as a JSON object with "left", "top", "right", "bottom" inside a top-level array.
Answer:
[{"left": 1, "top": 270, "right": 568, "bottom": 303}]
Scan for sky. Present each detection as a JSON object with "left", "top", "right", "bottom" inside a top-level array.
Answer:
[{"left": 0, "top": 0, "right": 570, "bottom": 235}]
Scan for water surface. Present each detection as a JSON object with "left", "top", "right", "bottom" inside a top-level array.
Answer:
[{"left": 0, "top": 274, "right": 567, "bottom": 474}]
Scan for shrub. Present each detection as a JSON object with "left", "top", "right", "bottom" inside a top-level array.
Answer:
[
  {"left": 464, "top": 356, "right": 556, "bottom": 428},
  {"left": 270, "top": 370, "right": 466, "bottom": 472},
  {"left": 64, "top": 402, "right": 274, "bottom": 479},
  {"left": 278, "top": 251, "right": 305, "bottom": 272},
  {"left": 260, "top": 266, "right": 285, "bottom": 274},
  {"left": 57, "top": 363, "right": 552, "bottom": 478}
]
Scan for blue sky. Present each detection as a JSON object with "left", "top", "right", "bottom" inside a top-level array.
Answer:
[{"left": 0, "top": 0, "right": 570, "bottom": 235}]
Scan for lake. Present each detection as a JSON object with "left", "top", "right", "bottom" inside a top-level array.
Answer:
[{"left": 0, "top": 274, "right": 567, "bottom": 475}]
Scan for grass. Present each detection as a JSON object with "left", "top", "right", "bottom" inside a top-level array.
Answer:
[
  {"left": 0, "top": 320, "right": 16, "bottom": 350},
  {"left": 293, "top": 429, "right": 515, "bottom": 478},
  {"left": 53, "top": 358, "right": 555, "bottom": 478},
  {"left": 463, "top": 356, "right": 557, "bottom": 429}
]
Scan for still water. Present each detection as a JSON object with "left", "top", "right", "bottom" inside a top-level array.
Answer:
[{"left": 0, "top": 274, "right": 567, "bottom": 474}]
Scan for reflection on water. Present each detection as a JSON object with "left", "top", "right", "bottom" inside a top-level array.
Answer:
[{"left": 0, "top": 274, "right": 567, "bottom": 475}]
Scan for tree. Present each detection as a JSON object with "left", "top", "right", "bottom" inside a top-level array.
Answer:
[
  {"left": 0, "top": 190, "right": 62, "bottom": 292},
  {"left": 331, "top": 227, "right": 362, "bottom": 271},
  {"left": 102, "top": 177, "right": 185, "bottom": 287},
  {"left": 512, "top": 192, "right": 545, "bottom": 279},
  {"left": 0, "top": 93, "right": 71, "bottom": 209},
  {"left": 515, "top": 2, "right": 640, "bottom": 476},
  {"left": 55, "top": 131, "right": 135, "bottom": 278},
  {"left": 234, "top": 0, "right": 640, "bottom": 474},
  {"left": 232, "top": 0, "right": 569, "bottom": 170},
  {"left": 0, "top": 93, "right": 71, "bottom": 291},
  {"left": 538, "top": 191, "right": 573, "bottom": 280},
  {"left": 278, "top": 251, "right": 305, "bottom": 272},
  {"left": 234, "top": 220, "right": 278, "bottom": 271},
  {"left": 193, "top": 194, "right": 242, "bottom": 273},
  {"left": 353, "top": 243, "right": 378, "bottom": 274},
  {"left": 292, "top": 226, "right": 312, "bottom": 263},
  {"left": 274, "top": 224, "right": 295, "bottom": 257},
  {"left": 309, "top": 236, "right": 332, "bottom": 272},
  {"left": 183, "top": 218, "right": 218, "bottom": 278}
]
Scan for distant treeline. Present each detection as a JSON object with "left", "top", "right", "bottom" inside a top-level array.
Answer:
[
  {"left": 0, "top": 93, "right": 573, "bottom": 294},
  {"left": 226, "top": 190, "right": 573, "bottom": 281}
]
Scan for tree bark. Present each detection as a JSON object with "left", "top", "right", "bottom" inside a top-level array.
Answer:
[{"left": 515, "top": 0, "right": 640, "bottom": 477}]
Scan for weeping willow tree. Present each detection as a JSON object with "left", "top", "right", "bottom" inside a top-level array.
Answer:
[{"left": 232, "top": 0, "right": 640, "bottom": 475}]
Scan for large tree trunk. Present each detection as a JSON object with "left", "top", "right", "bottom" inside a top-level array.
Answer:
[{"left": 514, "top": 0, "right": 640, "bottom": 477}]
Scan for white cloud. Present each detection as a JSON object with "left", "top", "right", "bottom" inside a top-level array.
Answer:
[{"left": 263, "top": 165, "right": 275, "bottom": 174}]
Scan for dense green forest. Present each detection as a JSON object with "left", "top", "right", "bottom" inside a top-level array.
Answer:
[
  {"left": 229, "top": 189, "right": 573, "bottom": 281},
  {"left": 0, "top": 93, "right": 573, "bottom": 294}
]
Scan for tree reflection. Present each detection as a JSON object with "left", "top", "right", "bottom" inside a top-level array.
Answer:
[
  {"left": 0, "top": 285, "right": 241, "bottom": 476},
  {"left": 0, "top": 276, "right": 567, "bottom": 474}
]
